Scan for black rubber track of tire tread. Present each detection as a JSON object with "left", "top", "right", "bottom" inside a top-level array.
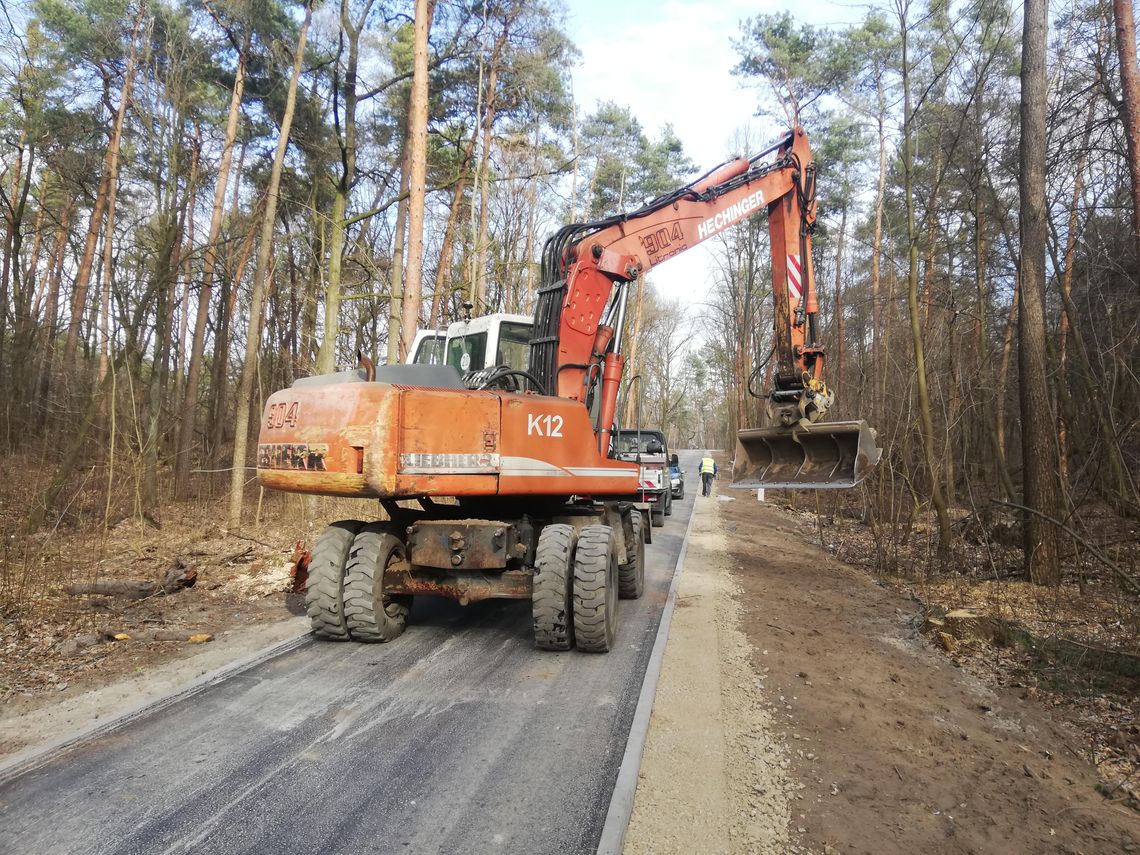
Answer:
[
  {"left": 618, "top": 510, "right": 645, "bottom": 600},
  {"left": 305, "top": 520, "right": 363, "bottom": 640},
  {"left": 531, "top": 524, "right": 577, "bottom": 650},
  {"left": 651, "top": 508, "right": 664, "bottom": 527},
  {"left": 573, "top": 525, "right": 616, "bottom": 653},
  {"left": 343, "top": 524, "right": 409, "bottom": 643}
]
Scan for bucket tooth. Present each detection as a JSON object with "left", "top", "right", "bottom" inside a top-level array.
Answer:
[{"left": 733, "top": 419, "right": 881, "bottom": 489}]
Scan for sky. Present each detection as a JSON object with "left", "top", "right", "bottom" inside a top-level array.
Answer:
[{"left": 562, "top": 0, "right": 866, "bottom": 307}]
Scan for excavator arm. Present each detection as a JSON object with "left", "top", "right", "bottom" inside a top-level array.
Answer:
[{"left": 527, "top": 127, "right": 880, "bottom": 488}]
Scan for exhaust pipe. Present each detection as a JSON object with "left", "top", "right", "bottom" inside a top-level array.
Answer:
[{"left": 732, "top": 420, "right": 881, "bottom": 489}]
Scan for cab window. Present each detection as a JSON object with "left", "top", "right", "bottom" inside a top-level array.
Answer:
[
  {"left": 496, "top": 322, "right": 532, "bottom": 371},
  {"left": 618, "top": 431, "right": 665, "bottom": 454},
  {"left": 412, "top": 334, "right": 445, "bottom": 365},
  {"left": 447, "top": 331, "right": 487, "bottom": 372}
]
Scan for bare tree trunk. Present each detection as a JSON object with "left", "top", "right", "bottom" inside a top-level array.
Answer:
[
  {"left": 172, "top": 133, "right": 200, "bottom": 429},
  {"left": 833, "top": 165, "right": 848, "bottom": 404},
  {"left": 386, "top": 141, "right": 410, "bottom": 364},
  {"left": 974, "top": 191, "right": 1016, "bottom": 500},
  {"left": 522, "top": 124, "right": 540, "bottom": 312},
  {"left": 209, "top": 211, "right": 257, "bottom": 463},
  {"left": 871, "top": 72, "right": 887, "bottom": 423},
  {"left": 62, "top": 2, "right": 147, "bottom": 368},
  {"left": 97, "top": 168, "right": 117, "bottom": 388},
  {"left": 995, "top": 284, "right": 1018, "bottom": 457},
  {"left": 174, "top": 34, "right": 247, "bottom": 497},
  {"left": 35, "top": 203, "right": 71, "bottom": 425},
  {"left": 1018, "top": 0, "right": 1064, "bottom": 585},
  {"left": 471, "top": 29, "right": 508, "bottom": 312},
  {"left": 0, "top": 137, "right": 34, "bottom": 414},
  {"left": 228, "top": 2, "right": 312, "bottom": 530},
  {"left": 569, "top": 99, "right": 580, "bottom": 221},
  {"left": 1057, "top": 86, "right": 1098, "bottom": 492},
  {"left": 400, "top": 0, "right": 435, "bottom": 360},
  {"left": 429, "top": 131, "right": 478, "bottom": 327},
  {"left": 9, "top": 173, "right": 49, "bottom": 425},
  {"left": 316, "top": 0, "right": 375, "bottom": 374},
  {"left": 900, "top": 5, "right": 952, "bottom": 556},
  {"left": 1113, "top": 0, "right": 1140, "bottom": 261},
  {"left": 0, "top": 139, "right": 24, "bottom": 382},
  {"left": 622, "top": 282, "right": 646, "bottom": 425},
  {"left": 143, "top": 204, "right": 182, "bottom": 515},
  {"left": 472, "top": 59, "right": 500, "bottom": 312}
]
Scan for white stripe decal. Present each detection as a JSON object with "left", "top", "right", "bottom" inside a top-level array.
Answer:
[
  {"left": 566, "top": 467, "right": 640, "bottom": 478},
  {"left": 497, "top": 458, "right": 641, "bottom": 479},
  {"left": 500, "top": 456, "right": 570, "bottom": 477},
  {"left": 787, "top": 254, "right": 803, "bottom": 303}
]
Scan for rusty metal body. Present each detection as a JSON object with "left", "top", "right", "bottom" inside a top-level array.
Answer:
[
  {"left": 384, "top": 561, "right": 533, "bottom": 606},
  {"left": 258, "top": 379, "right": 640, "bottom": 500}
]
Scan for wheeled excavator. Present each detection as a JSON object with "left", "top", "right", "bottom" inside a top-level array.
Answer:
[{"left": 256, "top": 127, "right": 880, "bottom": 653}]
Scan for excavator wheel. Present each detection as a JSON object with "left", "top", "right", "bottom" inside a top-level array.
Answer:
[
  {"left": 532, "top": 524, "right": 578, "bottom": 651},
  {"left": 343, "top": 523, "right": 413, "bottom": 643},
  {"left": 651, "top": 505, "right": 665, "bottom": 528},
  {"left": 618, "top": 510, "right": 645, "bottom": 600},
  {"left": 573, "top": 525, "right": 619, "bottom": 653},
  {"left": 664, "top": 491, "right": 673, "bottom": 517},
  {"left": 305, "top": 520, "right": 364, "bottom": 640}
]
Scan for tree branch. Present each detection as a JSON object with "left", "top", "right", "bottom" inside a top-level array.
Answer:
[{"left": 991, "top": 500, "right": 1140, "bottom": 595}]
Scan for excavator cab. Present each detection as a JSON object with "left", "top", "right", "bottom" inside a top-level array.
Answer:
[{"left": 733, "top": 420, "right": 881, "bottom": 490}]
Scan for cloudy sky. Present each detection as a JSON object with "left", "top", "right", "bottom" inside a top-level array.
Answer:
[{"left": 562, "top": 0, "right": 865, "bottom": 306}]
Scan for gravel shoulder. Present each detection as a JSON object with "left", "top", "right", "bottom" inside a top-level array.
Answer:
[
  {"left": 624, "top": 491, "right": 795, "bottom": 855},
  {"left": 626, "top": 487, "right": 1140, "bottom": 854}
]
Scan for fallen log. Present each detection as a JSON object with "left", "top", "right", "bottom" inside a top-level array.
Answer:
[{"left": 65, "top": 563, "right": 197, "bottom": 600}]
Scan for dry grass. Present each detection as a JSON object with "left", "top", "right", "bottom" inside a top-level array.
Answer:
[{"left": 0, "top": 450, "right": 381, "bottom": 702}]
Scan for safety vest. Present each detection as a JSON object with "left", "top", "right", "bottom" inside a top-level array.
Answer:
[{"left": 699, "top": 457, "right": 716, "bottom": 475}]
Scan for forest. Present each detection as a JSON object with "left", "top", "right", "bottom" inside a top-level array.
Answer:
[{"left": 0, "top": 0, "right": 1137, "bottom": 637}]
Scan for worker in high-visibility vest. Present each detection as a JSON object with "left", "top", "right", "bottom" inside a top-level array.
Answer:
[{"left": 699, "top": 454, "right": 718, "bottom": 497}]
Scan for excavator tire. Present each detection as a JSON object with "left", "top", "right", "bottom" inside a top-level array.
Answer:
[
  {"left": 664, "top": 491, "right": 673, "bottom": 517},
  {"left": 573, "top": 525, "right": 619, "bottom": 653},
  {"left": 618, "top": 510, "right": 645, "bottom": 600},
  {"left": 532, "top": 524, "right": 578, "bottom": 651},
  {"left": 305, "top": 520, "right": 363, "bottom": 640},
  {"left": 651, "top": 505, "right": 664, "bottom": 527},
  {"left": 343, "top": 523, "right": 413, "bottom": 643}
]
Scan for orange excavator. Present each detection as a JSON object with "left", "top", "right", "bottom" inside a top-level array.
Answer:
[{"left": 257, "top": 127, "right": 879, "bottom": 652}]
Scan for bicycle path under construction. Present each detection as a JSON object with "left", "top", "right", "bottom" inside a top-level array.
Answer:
[{"left": 0, "top": 451, "right": 701, "bottom": 855}]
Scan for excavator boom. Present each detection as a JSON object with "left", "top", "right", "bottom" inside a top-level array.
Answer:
[{"left": 527, "top": 128, "right": 879, "bottom": 489}]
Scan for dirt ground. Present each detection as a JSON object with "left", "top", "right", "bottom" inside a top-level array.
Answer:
[
  {"left": 626, "top": 488, "right": 1140, "bottom": 854},
  {"left": 0, "top": 490, "right": 373, "bottom": 758}
]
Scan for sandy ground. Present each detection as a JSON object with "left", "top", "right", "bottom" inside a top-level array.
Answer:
[{"left": 626, "top": 487, "right": 1140, "bottom": 854}]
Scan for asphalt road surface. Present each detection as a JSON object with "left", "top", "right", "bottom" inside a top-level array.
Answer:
[{"left": 1, "top": 452, "right": 700, "bottom": 855}]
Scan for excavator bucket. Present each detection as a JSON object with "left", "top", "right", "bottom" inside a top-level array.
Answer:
[{"left": 732, "top": 420, "right": 881, "bottom": 489}]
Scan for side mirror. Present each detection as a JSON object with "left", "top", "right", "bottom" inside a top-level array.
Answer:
[{"left": 670, "top": 453, "right": 679, "bottom": 466}]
